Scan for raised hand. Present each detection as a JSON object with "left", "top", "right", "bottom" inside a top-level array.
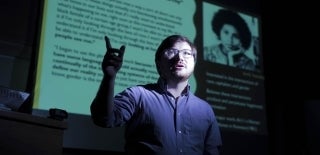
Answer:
[{"left": 102, "top": 36, "right": 126, "bottom": 77}]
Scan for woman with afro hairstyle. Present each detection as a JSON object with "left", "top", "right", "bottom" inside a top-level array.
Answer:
[{"left": 204, "top": 9, "right": 256, "bottom": 71}]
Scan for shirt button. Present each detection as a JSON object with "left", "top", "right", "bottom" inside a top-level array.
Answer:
[
  {"left": 179, "top": 149, "right": 183, "bottom": 152},
  {"left": 178, "top": 130, "right": 182, "bottom": 134}
]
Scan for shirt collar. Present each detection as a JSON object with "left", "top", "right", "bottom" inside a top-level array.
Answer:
[{"left": 157, "top": 78, "right": 190, "bottom": 96}]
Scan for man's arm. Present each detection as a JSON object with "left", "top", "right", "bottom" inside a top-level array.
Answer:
[
  {"left": 90, "top": 36, "right": 125, "bottom": 127},
  {"left": 204, "top": 112, "right": 222, "bottom": 155}
]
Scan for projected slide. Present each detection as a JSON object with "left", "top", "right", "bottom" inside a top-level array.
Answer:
[
  {"left": 34, "top": 0, "right": 196, "bottom": 114},
  {"left": 200, "top": 2, "right": 266, "bottom": 134},
  {"left": 33, "top": 0, "right": 266, "bottom": 136}
]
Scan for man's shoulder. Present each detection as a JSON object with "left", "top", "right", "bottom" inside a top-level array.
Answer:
[
  {"left": 189, "top": 93, "right": 210, "bottom": 105},
  {"left": 126, "top": 83, "right": 161, "bottom": 92}
]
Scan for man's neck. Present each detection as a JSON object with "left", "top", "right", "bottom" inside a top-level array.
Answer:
[{"left": 166, "top": 80, "right": 188, "bottom": 98}]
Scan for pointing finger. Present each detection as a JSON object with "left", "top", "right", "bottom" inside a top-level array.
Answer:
[{"left": 105, "top": 36, "right": 112, "bottom": 50}]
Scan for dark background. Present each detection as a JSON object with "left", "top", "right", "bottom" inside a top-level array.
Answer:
[{"left": 0, "top": 0, "right": 319, "bottom": 155}]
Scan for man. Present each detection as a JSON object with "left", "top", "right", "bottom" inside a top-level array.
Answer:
[{"left": 91, "top": 35, "right": 222, "bottom": 155}]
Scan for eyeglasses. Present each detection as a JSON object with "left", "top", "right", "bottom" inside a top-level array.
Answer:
[{"left": 164, "top": 48, "right": 194, "bottom": 59}]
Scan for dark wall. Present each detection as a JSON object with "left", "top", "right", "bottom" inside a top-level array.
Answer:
[
  {"left": 262, "top": 1, "right": 320, "bottom": 155},
  {"left": 0, "top": 0, "right": 40, "bottom": 90}
]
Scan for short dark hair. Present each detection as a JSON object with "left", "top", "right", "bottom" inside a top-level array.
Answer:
[
  {"left": 211, "top": 9, "right": 252, "bottom": 50},
  {"left": 155, "top": 35, "right": 197, "bottom": 75}
]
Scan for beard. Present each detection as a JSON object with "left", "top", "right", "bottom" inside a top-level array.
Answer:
[
  {"left": 158, "top": 58, "right": 195, "bottom": 82},
  {"left": 166, "top": 67, "right": 193, "bottom": 82}
]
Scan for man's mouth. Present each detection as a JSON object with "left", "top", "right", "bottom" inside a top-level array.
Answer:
[{"left": 172, "top": 63, "right": 185, "bottom": 70}]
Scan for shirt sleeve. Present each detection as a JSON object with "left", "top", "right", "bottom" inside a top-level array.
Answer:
[
  {"left": 105, "top": 87, "right": 140, "bottom": 127},
  {"left": 204, "top": 111, "right": 222, "bottom": 155}
]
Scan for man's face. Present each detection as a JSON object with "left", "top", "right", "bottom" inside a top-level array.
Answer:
[{"left": 158, "top": 41, "right": 195, "bottom": 82}]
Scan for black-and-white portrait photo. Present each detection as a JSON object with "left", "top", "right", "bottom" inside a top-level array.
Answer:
[{"left": 203, "top": 3, "right": 261, "bottom": 72}]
